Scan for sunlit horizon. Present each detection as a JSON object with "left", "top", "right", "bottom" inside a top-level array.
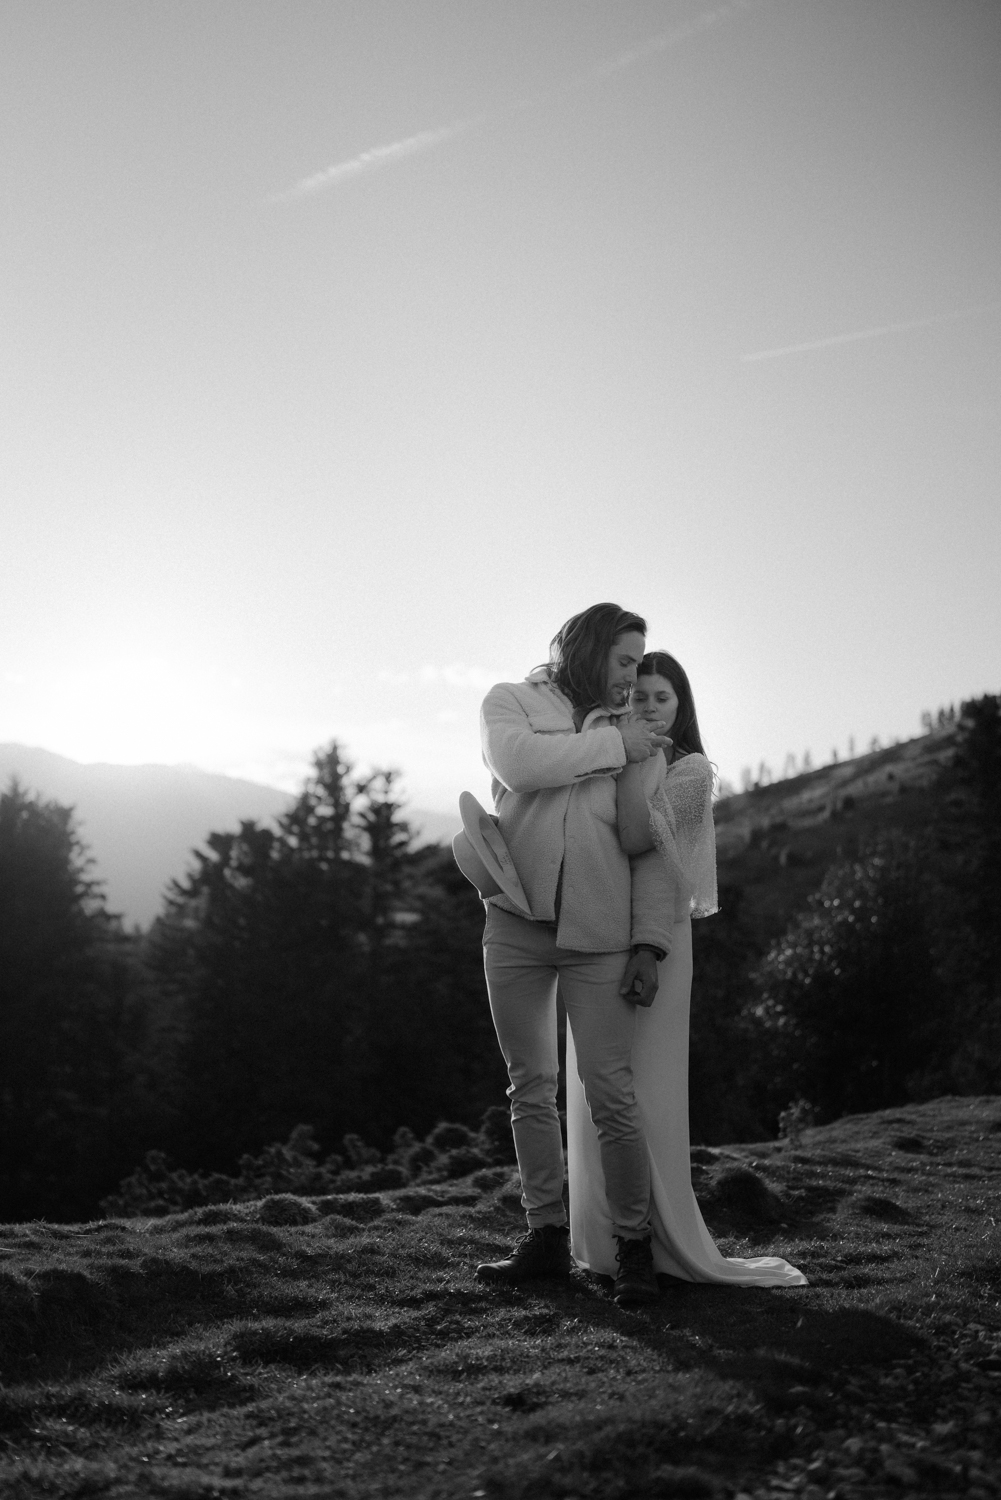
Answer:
[{"left": 2, "top": 2, "right": 999, "bottom": 818}]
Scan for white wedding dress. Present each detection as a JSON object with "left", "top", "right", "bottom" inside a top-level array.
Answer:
[{"left": 566, "top": 751, "right": 807, "bottom": 1287}]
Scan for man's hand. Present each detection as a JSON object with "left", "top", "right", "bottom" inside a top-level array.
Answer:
[
  {"left": 620, "top": 949, "right": 660, "bottom": 1008},
  {"left": 619, "top": 715, "right": 672, "bottom": 764}
]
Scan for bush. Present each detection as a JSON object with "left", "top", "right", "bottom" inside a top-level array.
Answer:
[
  {"left": 103, "top": 1107, "right": 513, "bottom": 1217},
  {"left": 746, "top": 834, "right": 945, "bottom": 1122},
  {"left": 476, "top": 1105, "right": 517, "bottom": 1163},
  {"left": 335, "top": 1163, "right": 409, "bottom": 1192},
  {"left": 341, "top": 1133, "right": 381, "bottom": 1169},
  {"left": 426, "top": 1121, "right": 474, "bottom": 1151},
  {"left": 435, "top": 1145, "right": 491, "bottom": 1179},
  {"left": 101, "top": 1126, "right": 348, "bottom": 1218},
  {"left": 403, "top": 1143, "right": 438, "bottom": 1175}
]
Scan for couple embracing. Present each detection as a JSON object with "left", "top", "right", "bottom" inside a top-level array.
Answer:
[{"left": 456, "top": 602, "right": 805, "bottom": 1306}]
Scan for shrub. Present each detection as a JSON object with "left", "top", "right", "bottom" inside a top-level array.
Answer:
[
  {"left": 341, "top": 1133, "right": 382, "bottom": 1168},
  {"left": 335, "top": 1163, "right": 409, "bottom": 1192},
  {"left": 103, "top": 1111, "right": 514, "bottom": 1218},
  {"left": 426, "top": 1121, "right": 474, "bottom": 1151},
  {"left": 388, "top": 1126, "right": 418, "bottom": 1162},
  {"left": 470, "top": 1167, "right": 510, "bottom": 1192},
  {"left": 746, "top": 834, "right": 945, "bottom": 1122},
  {"left": 435, "top": 1145, "right": 491, "bottom": 1179},
  {"left": 778, "top": 1099, "right": 817, "bottom": 1146},
  {"left": 402, "top": 1143, "right": 438, "bottom": 1175},
  {"left": 698, "top": 1165, "right": 782, "bottom": 1226},
  {"left": 101, "top": 1126, "right": 353, "bottom": 1217},
  {"left": 476, "top": 1105, "right": 517, "bottom": 1163}
]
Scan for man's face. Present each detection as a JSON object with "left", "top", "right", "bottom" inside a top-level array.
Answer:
[{"left": 604, "top": 631, "right": 646, "bottom": 708}]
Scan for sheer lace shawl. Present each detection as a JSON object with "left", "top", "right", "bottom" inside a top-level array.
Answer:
[{"left": 648, "top": 752, "right": 718, "bottom": 919}]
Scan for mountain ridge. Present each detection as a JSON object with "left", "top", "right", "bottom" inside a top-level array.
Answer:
[
  {"left": 713, "top": 722, "right": 957, "bottom": 942},
  {"left": 0, "top": 744, "right": 461, "bottom": 928},
  {"left": 0, "top": 727, "right": 954, "bottom": 934}
]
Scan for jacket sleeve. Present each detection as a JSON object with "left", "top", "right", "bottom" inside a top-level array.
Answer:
[
  {"left": 481, "top": 684, "right": 626, "bottom": 793},
  {"left": 629, "top": 847, "right": 676, "bottom": 955}
]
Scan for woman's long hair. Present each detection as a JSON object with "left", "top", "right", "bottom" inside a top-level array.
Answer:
[
  {"left": 546, "top": 603, "right": 647, "bottom": 714},
  {"left": 637, "top": 651, "right": 706, "bottom": 758}
]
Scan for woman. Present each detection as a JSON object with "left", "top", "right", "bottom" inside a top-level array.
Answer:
[{"left": 566, "top": 650, "right": 806, "bottom": 1289}]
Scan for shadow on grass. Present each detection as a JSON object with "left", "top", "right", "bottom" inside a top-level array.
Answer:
[{"left": 471, "top": 1260, "right": 925, "bottom": 1399}]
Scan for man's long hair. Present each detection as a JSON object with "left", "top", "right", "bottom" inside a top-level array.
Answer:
[
  {"left": 637, "top": 651, "right": 706, "bottom": 757},
  {"left": 547, "top": 603, "right": 647, "bottom": 714}
]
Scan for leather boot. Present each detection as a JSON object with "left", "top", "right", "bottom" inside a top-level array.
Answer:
[
  {"left": 476, "top": 1225, "right": 573, "bottom": 1282},
  {"left": 613, "top": 1234, "right": 659, "bottom": 1305}
]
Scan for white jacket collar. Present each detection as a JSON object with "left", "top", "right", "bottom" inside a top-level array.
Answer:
[{"left": 522, "top": 667, "right": 628, "bottom": 725}]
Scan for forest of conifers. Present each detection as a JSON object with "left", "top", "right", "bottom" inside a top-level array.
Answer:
[{"left": 1, "top": 696, "right": 998, "bottom": 1224}]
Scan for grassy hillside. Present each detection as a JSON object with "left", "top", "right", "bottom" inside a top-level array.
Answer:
[
  {"left": 1, "top": 1095, "right": 999, "bottom": 1499},
  {"left": 713, "top": 726, "right": 956, "bottom": 945}
]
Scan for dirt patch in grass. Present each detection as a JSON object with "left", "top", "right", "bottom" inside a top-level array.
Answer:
[{"left": 0, "top": 1096, "right": 999, "bottom": 1498}]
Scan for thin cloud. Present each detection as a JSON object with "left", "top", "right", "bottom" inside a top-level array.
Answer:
[
  {"left": 575, "top": 0, "right": 758, "bottom": 87},
  {"left": 273, "top": 1, "right": 761, "bottom": 201},
  {"left": 742, "top": 300, "right": 1001, "bottom": 363},
  {"left": 272, "top": 120, "right": 475, "bottom": 202}
]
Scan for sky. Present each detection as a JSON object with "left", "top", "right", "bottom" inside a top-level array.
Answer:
[{"left": 2, "top": 0, "right": 999, "bottom": 814}]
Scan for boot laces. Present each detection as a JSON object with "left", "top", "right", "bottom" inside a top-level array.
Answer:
[{"left": 616, "top": 1236, "right": 651, "bottom": 1269}]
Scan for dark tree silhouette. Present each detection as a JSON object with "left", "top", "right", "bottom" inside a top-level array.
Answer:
[
  {"left": 0, "top": 780, "right": 142, "bottom": 1219},
  {"left": 152, "top": 745, "right": 506, "bottom": 1169},
  {"left": 928, "top": 693, "right": 1001, "bottom": 1091},
  {"left": 688, "top": 884, "right": 769, "bottom": 1144},
  {"left": 746, "top": 833, "right": 945, "bottom": 1121}
]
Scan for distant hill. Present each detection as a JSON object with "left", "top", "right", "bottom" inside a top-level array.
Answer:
[
  {"left": 713, "top": 725, "right": 957, "bottom": 944},
  {"left": 0, "top": 746, "right": 461, "bottom": 929},
  {"left": 1, "top": 729, "right": 952, "bottom": 935}
]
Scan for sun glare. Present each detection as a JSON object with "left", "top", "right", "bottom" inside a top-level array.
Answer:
[{"left": 5, "top": 653, "right": 245, "bottom": 768}]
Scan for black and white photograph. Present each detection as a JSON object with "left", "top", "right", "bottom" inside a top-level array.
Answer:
[{"left": 1, "top": 2, "right": 999, "bottom": 1496}]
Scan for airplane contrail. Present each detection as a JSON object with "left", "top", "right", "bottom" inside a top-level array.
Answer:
[
  {"left": 273, "top": 0, "right": 763, "bottom": 201},
  {"left": 576, "top": 0, "right": 758, "bottom": 87},
  {"left": 742, "top": 300, "right": 1001, "bottom": 362},
  {"left": 271, "top": 121, "right": 476, "bottom": 202}
]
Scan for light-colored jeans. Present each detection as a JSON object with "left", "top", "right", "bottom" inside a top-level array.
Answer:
[{"left": 482, "top": 904, "right": 651, "bottom": 1241}]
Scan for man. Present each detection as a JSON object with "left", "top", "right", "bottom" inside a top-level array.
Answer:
[{"left": 475, "top": 602, "right": 672, "bottom": 1305}]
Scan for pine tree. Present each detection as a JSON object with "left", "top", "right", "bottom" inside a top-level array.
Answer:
[
  {"left": 152, "top": 743, "right": 505, "bottom": 1168},
  {"left": 0, "top": 781, "right": 133, "bottom": 1219}
]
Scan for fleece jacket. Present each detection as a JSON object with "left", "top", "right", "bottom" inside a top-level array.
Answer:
[{"left": 480, "top": 668, "right": 674, "bottom": 955}]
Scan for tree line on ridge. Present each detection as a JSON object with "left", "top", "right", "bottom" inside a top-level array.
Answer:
[{"left": 0, "top": 697, "right": 997, "bottom": 1222}]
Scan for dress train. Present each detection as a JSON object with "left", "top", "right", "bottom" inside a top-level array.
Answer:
[{"left": 566, "top": 918, "right": 807, "bottom": 1286}]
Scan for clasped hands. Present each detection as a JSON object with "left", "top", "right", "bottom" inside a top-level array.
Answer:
[{"left": 618, "top": 714, "right": 672, "bottom": 763}]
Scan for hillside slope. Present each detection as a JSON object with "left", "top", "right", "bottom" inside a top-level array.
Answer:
[
  {"left": 0, "top": 1095, "right": 998, "bottom": 1499},
  {"left": 713, "top": 725, "right": 956, "bottom": 944},
  {"left": 0, "top": 726, "right": 955, "bottom": 932}
]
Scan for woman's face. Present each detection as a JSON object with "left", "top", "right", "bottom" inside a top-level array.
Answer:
[{"left": 631, "top": 673, "right": 680, "bottom": 733}]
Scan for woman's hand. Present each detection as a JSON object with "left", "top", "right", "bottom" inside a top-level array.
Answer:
[{"left": 618, "top": 715, "right": 671, "bottom": 763}]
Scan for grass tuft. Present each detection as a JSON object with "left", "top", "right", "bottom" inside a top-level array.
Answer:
[
  {"left": 258, "top": 1194, "right": 321, "bottom": 1226},
  {"left": 313, "top": 1191, "right": 385, "bottom": 1221}
]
